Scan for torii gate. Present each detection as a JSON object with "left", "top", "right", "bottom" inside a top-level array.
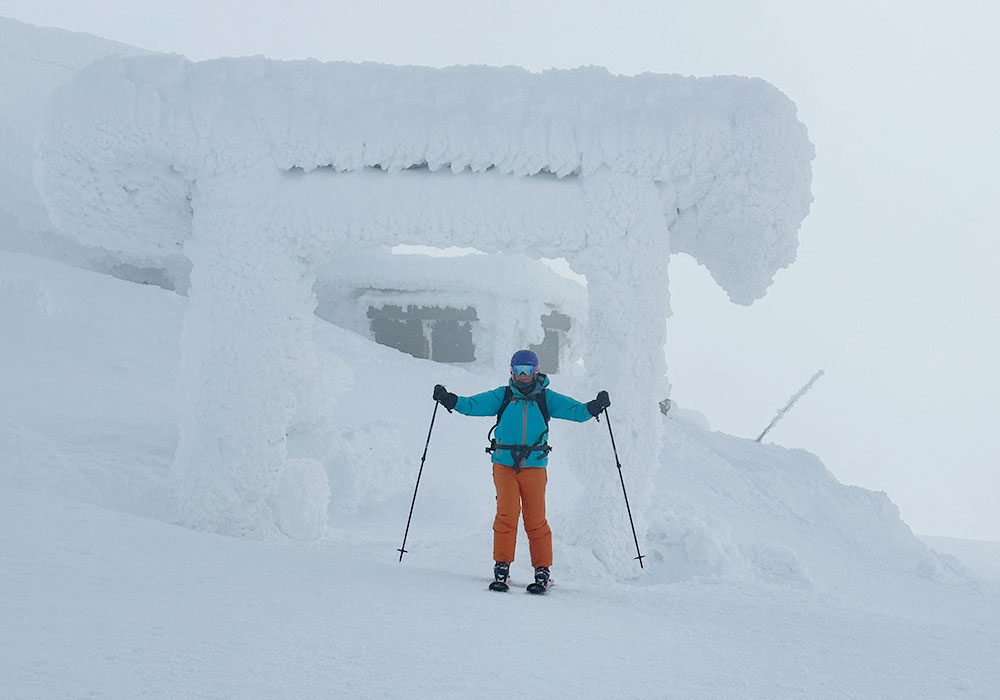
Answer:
[{"left": 36, "top": 55, "right": 813, "bottom": 568}]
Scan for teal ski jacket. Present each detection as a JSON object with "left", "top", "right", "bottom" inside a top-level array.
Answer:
[{"left": 453, "top": 374, "right": 593, "bottom": 468}]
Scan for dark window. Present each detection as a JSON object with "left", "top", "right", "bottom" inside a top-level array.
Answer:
[
  {"left": 370, "top": 315, "right": 429, "bottom": 359},
  {"left": 431, "top": 318, "right": 476, "bottom": 362},
  {"left": 368, "top": 304, "right": 477, "bottom": 362},
  {"left": 529, "top": 311, "right": 571, "bottom": 374}
]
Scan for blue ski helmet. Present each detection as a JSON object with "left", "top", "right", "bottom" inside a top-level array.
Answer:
[{"left": 510, "top": 349, "right": 539, "bottom": 368}]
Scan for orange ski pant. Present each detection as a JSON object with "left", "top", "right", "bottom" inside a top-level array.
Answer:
[{"left": 492, "top": 463, "right": 552, "bottom": 568}]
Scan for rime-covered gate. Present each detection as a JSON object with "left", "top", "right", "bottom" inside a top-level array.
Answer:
[{"left": 35, "top": 54, "right": 813, "bottom": 570}]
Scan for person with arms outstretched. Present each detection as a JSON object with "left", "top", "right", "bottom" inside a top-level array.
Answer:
[{"left": 433, "top": 349, "right": 609, "bottom": 593}]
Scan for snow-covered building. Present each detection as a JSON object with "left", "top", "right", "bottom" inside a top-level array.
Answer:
[
  {"left": 314, "top": 247, "right": 585, "bottom": 372},
  {"left": 2, "top": 17, "right": 813, "bottom": 543}
]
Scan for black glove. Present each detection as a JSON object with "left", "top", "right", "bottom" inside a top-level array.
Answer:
[
  {"left": 433, "top": 384, "right": 458, "bottom": 411},
  {"left": 586, "top": 390, "right": 610, "bottom": 417}
]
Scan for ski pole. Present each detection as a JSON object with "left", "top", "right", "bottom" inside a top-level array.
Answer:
[
  {"left": 397, "top": 401, "right": 439, "bottom": 562},
  {"left": 603, "top": 409, "right": 645, "bottom": 568}
]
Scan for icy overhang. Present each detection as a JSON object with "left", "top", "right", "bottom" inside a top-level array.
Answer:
[{"left": 35, "top": 54, "right": 813, "bottom": 304}]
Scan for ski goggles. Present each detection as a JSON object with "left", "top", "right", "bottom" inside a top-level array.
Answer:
[{"left": 511, "top": 364, "right": 537, "bottom": 376}]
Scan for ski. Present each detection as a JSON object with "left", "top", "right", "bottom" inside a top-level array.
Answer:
[
  {"left": 525, "top": 582, "right": 549, "bottom": 594},
  {"left": 488, "top": 581, "right": 509, "bottom": 592}
]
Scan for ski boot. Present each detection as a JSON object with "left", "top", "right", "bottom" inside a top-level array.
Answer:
[
  {"left": 526, "top": 566, "right": 550, "bottom": 594},
  {"left": 489, "top": 561, "right": 510, "bottom": 592}
]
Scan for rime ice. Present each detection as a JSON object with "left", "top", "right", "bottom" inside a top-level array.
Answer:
[{"left": 5, "top": 17, "right": 812, "bottom": 551}]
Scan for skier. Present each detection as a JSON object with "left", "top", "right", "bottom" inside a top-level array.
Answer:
[{"left": 432, "top": 349, "right": 610, "bottom": 593}]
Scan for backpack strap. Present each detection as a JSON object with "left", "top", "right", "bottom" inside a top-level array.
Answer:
[
  {"left": 486, "top": 386, "right": 514, "bottom": 447},
  {"left": 536, "top": 388, "right": 550, "bottom": 425},
  {"left": 486, "top": 386, "right": 552, "bottom": 467}
]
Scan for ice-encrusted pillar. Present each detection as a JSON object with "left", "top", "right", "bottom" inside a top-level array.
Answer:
[
  {"left": 569, "top": 172, "right": 670, "bottom": 576},
  {"left": 172, "top": 168, "right": 330, "bottom": 539}
]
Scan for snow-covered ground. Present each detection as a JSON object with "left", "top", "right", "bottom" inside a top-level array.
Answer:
[
  {"left": 3, "top": 17, "right": 1000, "bottom": 700},
  {"left": 3, "top": 250, "right": 1000, "bottom": 699},
  {"left": 3, "top": 484, "right": 997, "bottom": 700}
]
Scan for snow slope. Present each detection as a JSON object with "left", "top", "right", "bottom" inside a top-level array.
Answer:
[
  {"left": 3, "top": 250, "right": 999, "bottom": 699},
  {"left": 922, "top": 536, "right": 1000, "bottom": 583},
  {"left": 4, "top": 486, "right": 998, "bottom": 700}
]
